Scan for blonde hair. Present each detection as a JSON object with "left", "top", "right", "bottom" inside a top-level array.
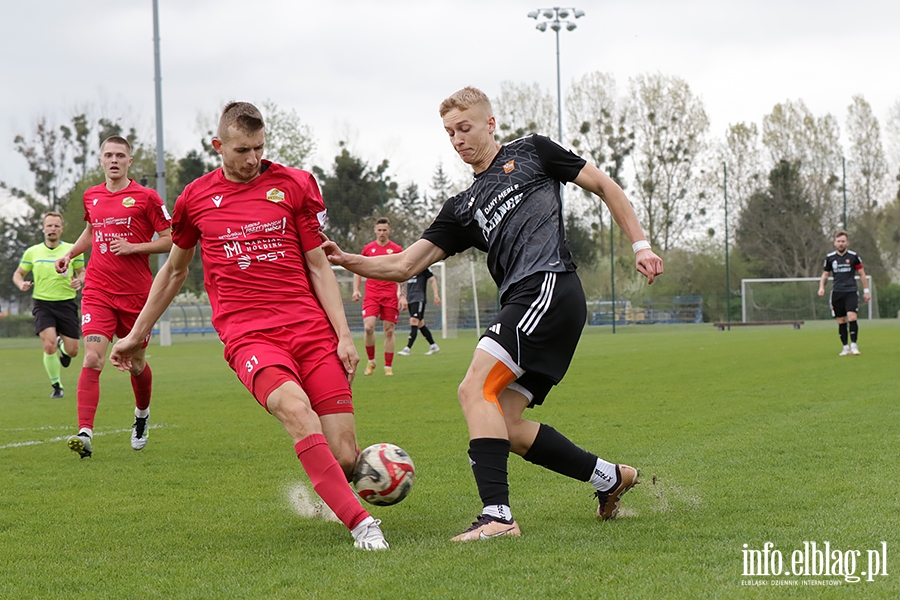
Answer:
[
  {"left": 43, "top": 211, "right": 64, "bottom": 226},
  {"left": 100, "top": 135, "right": 132, "bottom": 154},
  {"left": 439, "top": 86, "right": 493, "bottom": 117},
  {"left": 218, "top": 102, "right": 265, "bottom": 140}
]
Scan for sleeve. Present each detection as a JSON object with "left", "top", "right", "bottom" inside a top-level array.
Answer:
[
  {"left": 294, "top": 173, "right": 328, "bottom": 253},
  {"left": 70, "top": 251, "right": 86, "bottom": 270},
  {"left": 171, "top": 192, "right": 201, "bottom": 250},
  {"left": 83, "top": 190, "right": 91, "bottom": 224},
  {"left": 533, "top": 134, "right": 587, "bottom": 183},
  {"left": 822, "top": 256, "right": 833, "bottom": 272},
  {"left": 147, "top": 189, "right": 173, "bottom": 232},
  {"left": 421, "top": 196, "right": 474, "bottom": 258},
  {"left": 854, "top": 255, "right": 864, "bottom": 270},
  {"left": 18, "top": 247, "right": 33, "bottom": 272}
]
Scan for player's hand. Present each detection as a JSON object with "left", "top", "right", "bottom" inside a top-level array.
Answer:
[
  {"left": 109, "top": 237, "right": 135, "bottom": 255},
  {"left": 69, "top": 278, "right": 83, "bottom": 291},
  {"left": 352, "top": 290, "right": 361, "bottom": 302},
  {"left": 635, "top": 248, "right": 664, "bottom": 284},
  {"left": 864, "top": 291, "right": 871, "bottom": 304},
  {"left": 336, "top": 335, "right": 359, "bottom": 385},
  {"left": 434, "top": 295, "right": 441, "bottom": 307},
  {"left": 110, "top": 335, "right": 141, "bottom": 371},
  {"left": 55, "top": 255, "right": 70, "bottom": 274},
  {"left": 399, "top": 297, "right": 408, "bottom": 310},
  {"left": 817, "top": 288, "right": 825, "bottom": 297},
  {"left": 19, "top": 281, "right": 33, "bottom": 292}
]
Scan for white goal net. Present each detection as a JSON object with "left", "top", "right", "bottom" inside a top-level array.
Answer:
[{"left": 740, "top": 277, "right": 877, "bottom": 322}]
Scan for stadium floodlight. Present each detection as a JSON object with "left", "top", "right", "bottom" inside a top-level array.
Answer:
[{"left": 526, "top": 6, "right": 585, "bottom": 213}]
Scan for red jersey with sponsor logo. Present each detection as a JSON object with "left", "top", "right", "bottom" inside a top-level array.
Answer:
[
  {"left": 360, "top": 240, "right": 403, "bottom": 298},
  {"left": 82, "top": 179, "right": 172, "bottom": 296},
  {"left": 172, "top": 161, "right": 331, "bottom": 345}
]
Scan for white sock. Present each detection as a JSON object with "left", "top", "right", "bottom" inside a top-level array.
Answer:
[
  {"left": 135, "top": 407, "right": 149, "bottom": 418},
  {"left": 482, "top": 504, "right": 512, "bottom": 522},
  {"left": 590, "top": 459, "right": 619, "bottom": 492},
  {"left": 78, "top": 427, "right": 93, "bottom": 438},
  {"left": 351, "top": 516, "right": 376, "bottom": 538}
]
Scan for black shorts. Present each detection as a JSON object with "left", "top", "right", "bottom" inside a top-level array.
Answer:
[
  {"left": 407, "top": 301, "right": 426, "bottom": 320},
  {"left": 32, "top": 298, "right": 81, "bottom": 339},
  {"left": 830, "top": 290, "right": 859, "bottom": 318},
  {"left": 477, "top": 271, "right": 585, "bottom": 407}
]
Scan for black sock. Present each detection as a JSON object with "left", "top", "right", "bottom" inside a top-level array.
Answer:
[
  {"left": 522, "top": 424, "right": 597, "bottom": 481},
  {"left": 420, "top": 325, "right": 435, "bottom": 345},
  {"left": 838, "top": 322, "right": 848, "bottom": 345},
  {"left": 406, "top": 326, "right": 418, "bottom": 348},
  {"left": 468, "top": 438, "right": 510, "bottom": 507},
  {"left": 849, "top": 320, "right": 858, "bottom": 343}
]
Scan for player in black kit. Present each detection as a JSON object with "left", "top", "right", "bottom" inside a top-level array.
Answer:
[
  {"left": 322, "top": 87, "right": 664, "bottom": 541},
  {"left": 398, "top": 267, "right": 441, "bottom": 356},
  {"left": 818, "top": 230, "right": 870, "bottom": 355}
]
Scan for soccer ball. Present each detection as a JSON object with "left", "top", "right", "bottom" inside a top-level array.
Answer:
[{"left": 353, "top": 443, "right": 415, "bottom": 506}]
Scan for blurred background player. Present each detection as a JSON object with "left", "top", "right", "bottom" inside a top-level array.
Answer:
[
  {"left": 818, "top": 229, "right": 870, "bottom": 355},
  {"left": 56, "top": 135, "right": 172, "bottom": 458},
  {"left": 353, "top": 217, "right": 403, "bottom": 375},
  {"left": 322, "top": 86, "right": 664, "bottom": 542},
  {"left": 13, "top": 212, "right": 85, "bottom": 398},
  {"left": 398, "top": 267, "right": 441, "bottom": 356},
  {"left": 109, "top": 102, "right": 389, "bottom": 551}
]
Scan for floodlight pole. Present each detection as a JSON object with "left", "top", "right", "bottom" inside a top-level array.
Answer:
[
  {"left": 152, "top": 0, "right": 171, "bottom": 347},
  {"left": 528, "top": 7, "right": 584, "bottom": 215},
  {"left": 842, "top": 156, "right": 847, "bottom": 229},
  {"left": 724, "top": 162, "right": 731, "bottom": 330}
]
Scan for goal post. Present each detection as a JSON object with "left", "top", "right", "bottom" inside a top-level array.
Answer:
[{"left": 740, "top": 276, "right": 876, "bottom": 322}]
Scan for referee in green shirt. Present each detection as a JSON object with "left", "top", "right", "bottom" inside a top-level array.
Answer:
[{"left": 13, "top": 212, "right": 86, "bottom": 398}]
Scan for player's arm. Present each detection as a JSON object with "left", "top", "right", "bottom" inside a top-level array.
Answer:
[
  {"left": 56, "top": 223, "right": 92, "bottom": 273},
  {"left": 573, "top": 163, "right": 664, "bottom": 284},
  {"left": 352, "top": 273, "right": 363, "bottom": 302},
  {"left": 323, "top": 237, "right": 446, "bottom": 283},
  {"left": 110, "top": 228, "right": 173, "bottom": 256},
  {"left": 858, "top": 265, "right": 871, "bottom": 303},
  {"left": 430, "top": 277, "right": 441, "bottom": 306},
  {"left": 398, "top": 281, "right": 408, "bottom": 311},
  {"left": 817, "top": 270, "right": 830, "bottom": 296},
  {"left": 305, "top": 246, "right": 360, "bottom": 380},
  {"left": 70, "top": 266, "right": 86, "bottom": 291},
  {"left": 12, "top": 265, "right": 33, "bottom": 292},
  {"left": 109, "top": 244, "right": 194, "bottom": 371}
]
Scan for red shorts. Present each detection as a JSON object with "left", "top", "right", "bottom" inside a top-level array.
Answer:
[
  {"left": 223, "top": 322, "right": 353, "bottom": 415},
  {"left": 362, "top": 296, "right": 399, "bottom": 324},
  {"left": 81, "top": 289, "right": 151, "bottom": 348}
]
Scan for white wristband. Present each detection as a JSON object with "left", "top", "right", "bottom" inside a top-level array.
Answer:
[
  {"left": 632, "top": 240, "right": 651, "bottom": 254},
  {"left": 863, "top": 288, "right": 870, "bottom": 294}
]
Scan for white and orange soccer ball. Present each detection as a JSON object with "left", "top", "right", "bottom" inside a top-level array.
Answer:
[{"left": 353, "top": 443, "right": 415, "bottom": 506}]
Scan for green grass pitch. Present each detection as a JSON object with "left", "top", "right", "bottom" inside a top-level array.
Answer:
[{"left": 1, "top": 321, "right": 898, "bottom": 599}]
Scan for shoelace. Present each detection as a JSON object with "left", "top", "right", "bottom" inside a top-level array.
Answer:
[{"left": 461, "top": 514, "right": 498, "bottom": 533}]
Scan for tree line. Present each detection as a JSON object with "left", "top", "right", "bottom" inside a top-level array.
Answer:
[{"left": 3, "top": 75, "right": 900, "bottom": 320}]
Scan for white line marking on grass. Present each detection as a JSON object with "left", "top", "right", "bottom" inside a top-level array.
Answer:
[
  {"left": 0, "top": 424, "right": 172, "bottom": 450},
  {"left": 288, "top": 482, "right": 339, "bottom": 522}
]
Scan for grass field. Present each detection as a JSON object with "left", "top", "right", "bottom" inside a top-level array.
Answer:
[{"left": 1, "top": 320, "right": 898, "bottom": 599}]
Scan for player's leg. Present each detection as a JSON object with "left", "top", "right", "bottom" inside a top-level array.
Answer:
[
  {"left": 362, "top": 315, "right": 378, "bottom": 375},
  {"left": 56, "top": 298, "right": 81, "bottom": 366},
  {"left": 451, "top": 349, "right": 521, "bottom": 542},
  {"left": 381, "top": 300, "right": 399, "bottom": 375},
  {"left": 67, "top": 332, "right": 110, "bottom": 458},
  {"left": 420, "top": 315, "right": 439, "bottom": 355},
  {"left": 846, "top": 291, "right": 861, "bottom": 354},
  {"left": 831, "top": 292, "right": 851, "bottom": 355},
  {"left": 400, "top": 309, "right": 420, "bottom": 355},
  {"left": 117, "top": 295, "right": 154, "bottom": 450},
  {"left": 37, "top": 325, "right": 63, "bottom": 397}
]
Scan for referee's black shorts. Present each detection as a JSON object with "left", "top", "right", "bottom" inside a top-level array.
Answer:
[
  {"left": 477, "top": 270, "right": 585, "bottom": 407},
  {"left": 32, "top": 298, "right": 81, "bottom": 339},
  {"left": 830, "top": 290, "right": 859, "bottom": 318}
]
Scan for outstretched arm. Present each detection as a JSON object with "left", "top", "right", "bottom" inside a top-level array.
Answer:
[
  {"left": 322, "top": 236, "right": 447, "bottom": 283},
  {"left": 109, "top": 244, "right": 194, "bottom": 370},
  {"left": 573, "top": 163, "right": 664, "bottom": 284},
  {"left": 56, "top": 223, "right": 92, "bottom": 273}
]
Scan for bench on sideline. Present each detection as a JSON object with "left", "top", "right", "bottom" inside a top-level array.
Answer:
[{"left": 714, "top": 320, "right": 804, "bottom": 331}]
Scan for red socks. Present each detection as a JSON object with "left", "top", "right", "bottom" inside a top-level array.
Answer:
[
  {"left": 131, "top": 362, "right": 153, "bottom": 410},
  {"left": 384, "top": 352, "right": 394, "bottom": 367},
  {"left": 366, "top": 345, "right": 375, "bottom": 361},
  {"left": 77, "top": 368, "right": 101, "bottom": 431},
  {"left": 295, "top": 433, "right": 368, "bottom": 530}
]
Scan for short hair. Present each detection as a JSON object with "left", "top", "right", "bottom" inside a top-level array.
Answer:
[
  {"left": 834, "top": 229, "right": 849, "bottom": 239},
  {"left": 43, "top": 211, "right": 63, "bottom": 226},
  {"left": 218, "top": 102, "right": 265, "bottom": 140},
  {"left": 375, "top": 217, "right": 391, "bottom": 227},
  {"left": 100, "top": 135, "right": 132, "bottom": 154},
  {"left": 439, "top": 86, "right": 493, "bottom": 117}
]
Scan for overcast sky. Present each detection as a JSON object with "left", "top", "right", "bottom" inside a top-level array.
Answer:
[{"left": 1, "top": 0, "right": 898, "bottom": 214}]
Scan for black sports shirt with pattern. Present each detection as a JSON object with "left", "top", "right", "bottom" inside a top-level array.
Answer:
[
  {"left": 823, "top": 250, "right": 863, "bottom": 293},
  {"left": 422, "top": 135, "right": 585, "bottom": 300},
  {"left": 405, "top": 268, "right": 434, "bottom": 304}
]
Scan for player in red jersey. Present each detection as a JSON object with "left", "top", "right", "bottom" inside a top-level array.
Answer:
[
  {"left": 353, "top": 218, "right": 403, "bottom": 376},
  {"left": 56, "top": 135, "right": 172, "bottom": 458},
  {"left": 109, "top": 102, "right": 389, "bottom": 551}
]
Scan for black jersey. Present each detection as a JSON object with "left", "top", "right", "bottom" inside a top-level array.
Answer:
[
  {"left": 406, "top": 268, "right": 433, "bottom": 304},
  {"left": 422, "top": 135, "right": 585, "bottom": 300},
  {"left": 823, "top": 250, "right": 863, "bottom": 292}
]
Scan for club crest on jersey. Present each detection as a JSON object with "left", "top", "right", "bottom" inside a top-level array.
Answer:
[
  {"left": 212, "top": 195, "right": 224, "bottom": 207},
  {"left": 503, "top": 160, "right": 516, "bottom": 174},
  {"left": 122, "top": 197, "right": 136, "bottom": 208},
  {"left": 92, "top": 199, "right": 99, "bottom": 206},
  {"left": 266, "top": 188, "right": 285, "bottom": 203}
]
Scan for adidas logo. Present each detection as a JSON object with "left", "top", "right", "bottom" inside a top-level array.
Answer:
[{"left": 488, "top": 323, "right": 502, "bottom": 335}]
